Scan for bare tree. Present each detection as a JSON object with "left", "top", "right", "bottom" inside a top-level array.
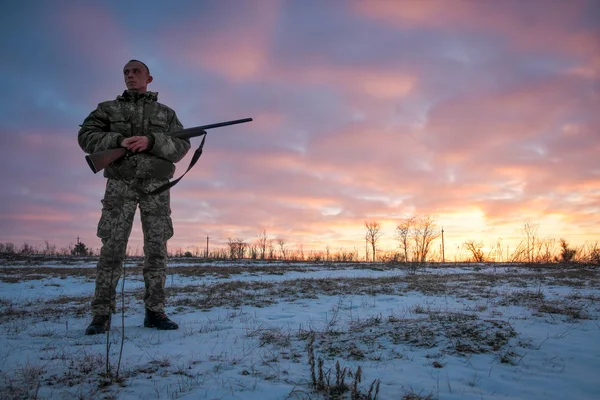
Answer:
[
  {"left": 227, "top": 237, "right": 247, "bottom": 259},
  {"left": 256, "top": 229, "right": 269, "bottom": 260},
  {"left": 276, "top": 238, "right": 287, "bottom": 260},
  {"left": 364, "top": 221, "right": 383, "bottom": 262},
  {"left": 463, "top": 240, "right": 485, "bottom": 262},
  {"left": 268, "top": 240, "right": 275, "bottom": 260},
  {"left": 227, "top": 238, "right": 236, "bottom": 259},
  {"left": 23, "top": 242, "right": 38, "bottom": 255},
  {"left": 43, "top": 240, "right": 56, "bottom": 255},
  {"left": 334, "top": 248, "right": 358, "bottom": 262},
  {"left": 412, "top": 215, "right": 440, "bottom": 263},
  {"left": 396, "top": 216, "right": 415, "bottom": 262},
  {"left": 2, "top": 242, "right": 15, "bottom": 254}
]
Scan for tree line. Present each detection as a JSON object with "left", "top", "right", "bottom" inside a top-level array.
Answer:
[
  {"left": 1, "top": 219, "right": 598, "bottom": 264},
  {"left": 0, "top": 240, "right": 92, "bottom": 256},
  {"left": 363, "top": 217, "right": 599, "bottom": 264}
]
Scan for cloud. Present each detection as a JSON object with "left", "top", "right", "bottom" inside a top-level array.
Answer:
[
  {"left": 156, "top": 0, "right": 280, "bottom": 82},
  {"left": 353, "top": 0, "right": 599, "bottom": 57}
]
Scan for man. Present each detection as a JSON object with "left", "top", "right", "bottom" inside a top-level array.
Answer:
[{"left": 78, "top": 60, "right": 190, "bottom": 335}]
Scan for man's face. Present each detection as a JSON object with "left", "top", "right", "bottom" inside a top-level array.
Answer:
[{"left": 123, "top": 61, "right": 152, "bottom": 92}]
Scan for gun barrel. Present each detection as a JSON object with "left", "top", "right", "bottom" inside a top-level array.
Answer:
[{"left": 169, "top": 117, "right": 253, "bottom": 139}]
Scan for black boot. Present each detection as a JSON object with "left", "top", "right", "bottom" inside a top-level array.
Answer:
[
  {"left": 144, "top": 310, "right": 178, "bottom": 330},
  {"left": 85, "top": 315, "right": 111, "bottom": 335}
]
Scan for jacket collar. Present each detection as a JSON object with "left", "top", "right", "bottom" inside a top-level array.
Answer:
[{"left": 117, "top": 90, "right": 158, "bottom": 102}]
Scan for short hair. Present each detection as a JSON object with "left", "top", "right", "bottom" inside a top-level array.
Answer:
[{"left": 127, "top": 59, "right": 150, "bottom": 75}]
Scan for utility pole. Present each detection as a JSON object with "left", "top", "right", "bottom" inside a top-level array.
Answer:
[
  {"left": 205, "top": 235, "right": 209, "bottom": 258},
  {"left": 441, "top": 228, "right": 445, "bottom": 263}
]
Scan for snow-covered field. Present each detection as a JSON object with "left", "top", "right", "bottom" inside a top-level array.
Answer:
[{"left": 1, "top": 257, "right": 598, "bottom": 399}]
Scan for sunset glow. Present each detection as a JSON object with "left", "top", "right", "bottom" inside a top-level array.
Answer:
[{"left": 0, "top": 0, "right": 598, "bottom": 260}]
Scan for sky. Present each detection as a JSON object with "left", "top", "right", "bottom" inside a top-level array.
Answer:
[{"left": 0, "top": 0, "right": 599, "bottom": 259}]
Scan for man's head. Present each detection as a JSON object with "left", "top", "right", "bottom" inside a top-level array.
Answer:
[{"left": 123, "top": 60, "right": 153, "bottom": 93}]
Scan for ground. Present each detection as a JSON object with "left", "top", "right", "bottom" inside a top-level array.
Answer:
[{"left": 0, "top": 256, "right": 598, "bottom": 399}]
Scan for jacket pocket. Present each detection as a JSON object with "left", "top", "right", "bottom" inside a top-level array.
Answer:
[
  {"left": 109, "top": 115, "right": 130, "bottom": 135},
  {"left": 148, "top": 117, "right": 169, "bottom": 134}
]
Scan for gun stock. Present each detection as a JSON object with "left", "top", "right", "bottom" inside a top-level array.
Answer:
[
  {"left": 85, "top": 148, "right": 127, "bottom": 174},
  {"left": 85, "top": 117, "right": 252, "bottom": 173}
]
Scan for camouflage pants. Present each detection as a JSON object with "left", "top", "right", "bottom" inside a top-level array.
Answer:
[{"left": 92, "top": 178, "right": 173, "bottom": 316}]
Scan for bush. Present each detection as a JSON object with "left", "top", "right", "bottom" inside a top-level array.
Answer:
[
  {"left": 72, "top": 242, "right": 91, "bottom": 256},
  {"left": 559, "top": 239, "right": 576, "bottom": 263}
]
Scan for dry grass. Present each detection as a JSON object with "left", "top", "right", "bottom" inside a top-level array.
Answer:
[
  {"left": 0, "top": 260, "right": 598, "bottom": 399},
  {"left": 2, "top": 262, "right": 598, "bottom": 324}
]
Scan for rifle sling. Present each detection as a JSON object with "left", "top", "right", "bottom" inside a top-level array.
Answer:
[{"left": 148, "top": 133, "right": 207, "bottom": 195}]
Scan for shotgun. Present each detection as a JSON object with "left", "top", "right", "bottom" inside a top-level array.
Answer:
[{"left": 85, "top": 117, "right": 252, "bottom": 173}]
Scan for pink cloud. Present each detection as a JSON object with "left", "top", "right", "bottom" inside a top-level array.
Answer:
[
  {"left": 3, "top": 211, "right": 71, "bottom": 222},
  {"left": 271, "top": 66, "right": 418, "bottom": 99},
  {"left": 158, "top": 1, "right": 280, "bottom": 82},
  {"left": 568, "top": 55, "right": 600, "bottom": 79},
  {"left": 159, "top": 8, "right": 419, "bottom": 100},
  {"left": 353, "top": 0, "right": 598, "bottom": 58},
  {"left": 54, "top": 4, "right": 131, "bottom": 65},
  {"left": 422, "top": 72, "right": 596, "bottom": 163}
]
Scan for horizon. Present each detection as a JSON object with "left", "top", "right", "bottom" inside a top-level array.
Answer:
[
  {"left": 1, "top": 220, "right": 596, "bottom": 263},
  {"left": 1, "top": 0, "right": 598, "bottom": 261}
]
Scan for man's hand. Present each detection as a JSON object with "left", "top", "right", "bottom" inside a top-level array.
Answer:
[{"left": 121, "top": 136, "right": 150, "bottom": 152}]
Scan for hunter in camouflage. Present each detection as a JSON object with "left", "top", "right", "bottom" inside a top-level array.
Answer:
[{"left": 78, "top": 60, "right": 190, "bottom": 334}]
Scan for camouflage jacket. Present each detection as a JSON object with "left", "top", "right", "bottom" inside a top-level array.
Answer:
[{"left": 78, "top": 90, "right": 190, "bottom": 180}]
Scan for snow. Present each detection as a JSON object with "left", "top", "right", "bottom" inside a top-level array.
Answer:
[{"left": 0, "top": 259, "right": 598, "bottom": 399}]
